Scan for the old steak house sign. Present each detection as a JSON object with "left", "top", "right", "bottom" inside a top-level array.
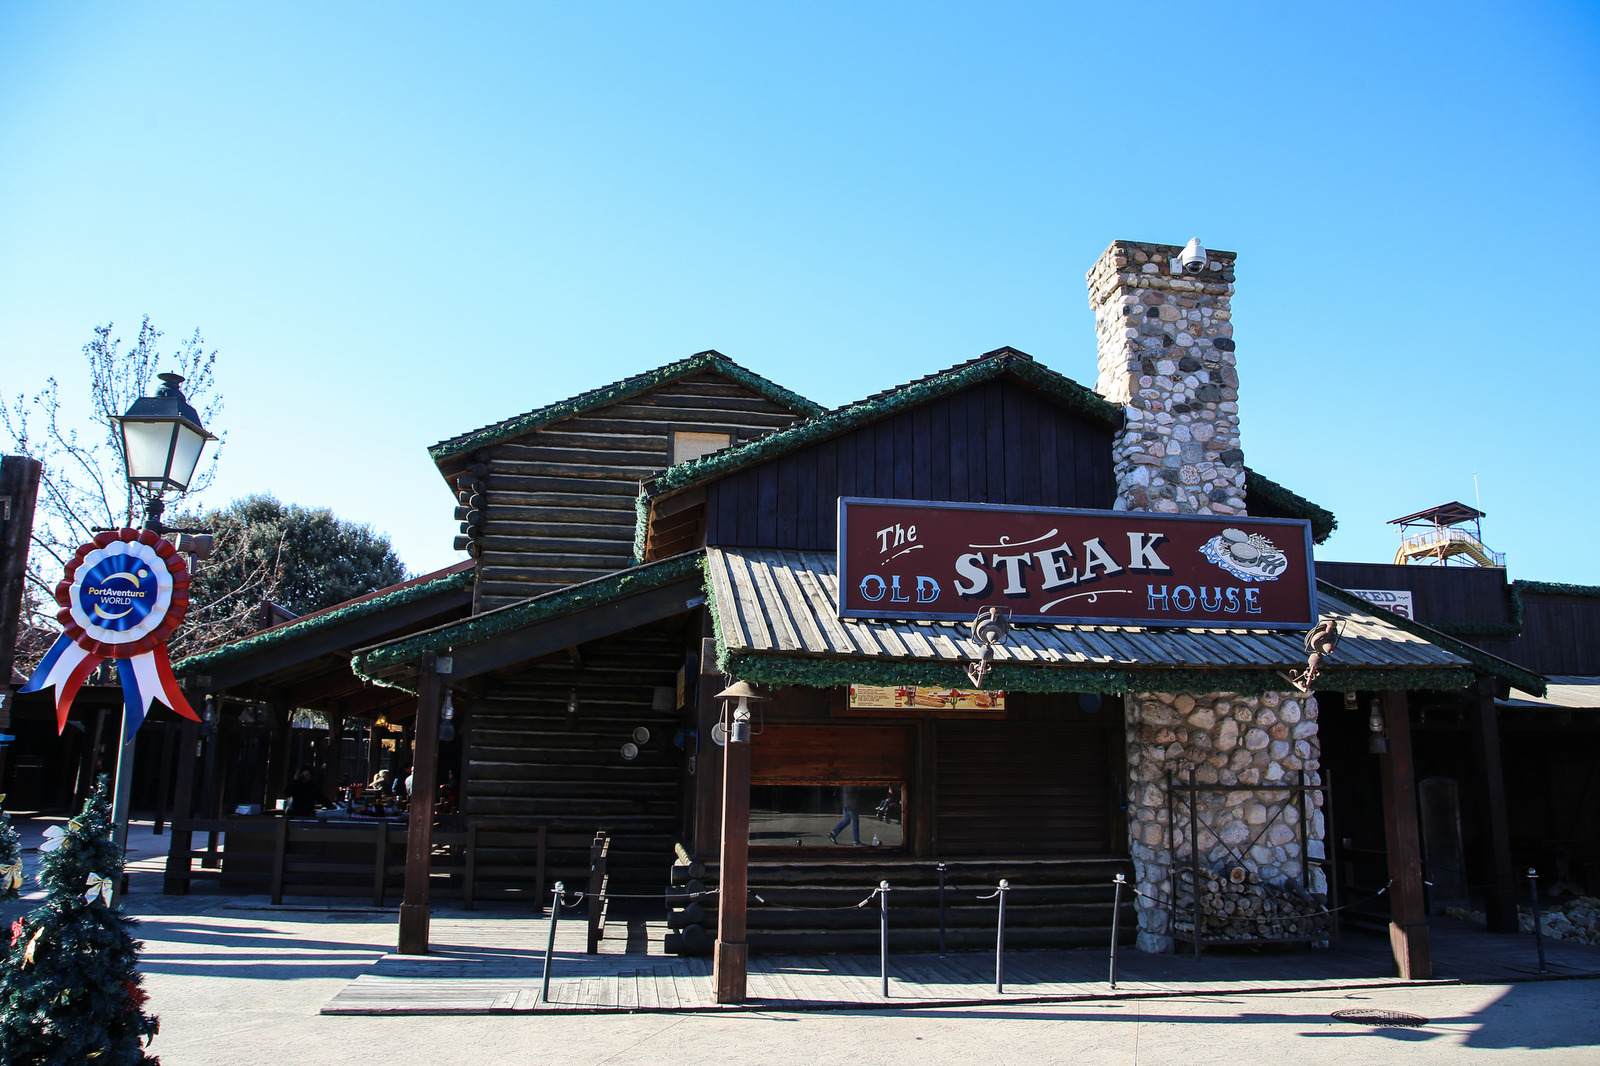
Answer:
[{"left": 837, "top": 498, "right": 1317, "bottom": 630}]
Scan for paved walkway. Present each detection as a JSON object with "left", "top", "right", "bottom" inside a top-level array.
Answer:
[
  {"left": 6, "top": 816, "right": 1597, "bottom": 1022},
  {"left": 319, "top": 907, "right": 1600, "bottom": 1016}
]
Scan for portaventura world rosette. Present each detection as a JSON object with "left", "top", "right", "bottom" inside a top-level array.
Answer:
[{"left": 20, "top": 529, "right": 200, "bottom": 735}]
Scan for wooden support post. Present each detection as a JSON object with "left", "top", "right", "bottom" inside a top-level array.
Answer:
[
  {"left": 1378, "top": 689, "right": 1431, "bottom": 979},
  {"left": 77, "top": 706, "right": 107, "bottom": 805},
  {"left": 323, "top": 712, "right": 345, "bottom": 804},
  {"left": 693, "top": 633, "right": 724, "bottom": 857},
  {"left": 1467, "top": 676, "right": 1517, "bottom": 933},
  {"left": 164, "top": 717, "right": 202, "bottom": 894},
  {"left": 367, "top": 720, "right": 384, "bottom": 782},
  {"left": 152, "top": 723, "right": 178, "bottom": 835},
  {"left": 263, "top": 702, "right": 292, "bottom": 811},
  {"left": 398, "top": 652, "right": 443, "bottom": 955},
  {"left": 0, "top": 458, "right": 41, "bottom": 742},
  {"left": 713, "top": 693, "right": 751, "bottom": 1004},
  {"left": 372, "top": 819, "right": 389, "bottom": 906},
  {"left": 269, "top": 814, "right": 289, "bottom": 905}
]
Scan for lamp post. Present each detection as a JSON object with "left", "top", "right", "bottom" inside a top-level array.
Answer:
[{"left": 106, "top": 373, "right": 215, "bottom": 874}]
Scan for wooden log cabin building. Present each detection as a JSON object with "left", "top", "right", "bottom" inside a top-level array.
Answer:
[{"left": 157, "top": 237, "right": 1562, "bottom": 993}]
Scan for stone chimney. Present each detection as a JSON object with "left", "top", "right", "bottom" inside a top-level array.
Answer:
[
  {"left": 1086, "top": 240, "right": 1325, "bottom": 955},
  {"left": 1086, "top": 239, "right": 1245, "bottom": 517}
]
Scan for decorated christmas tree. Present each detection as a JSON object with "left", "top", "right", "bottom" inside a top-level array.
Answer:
[
  {"left": 0, "top": 778, "right": 159, "bottom": 1064},
  {"left": 0, "top": 794, "right": 20, "bottom": 903}
]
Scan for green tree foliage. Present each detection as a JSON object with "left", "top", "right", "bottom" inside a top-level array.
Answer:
[
  {"left": 178, "top": 494, "right": 408, "bottom": 627},
  {"left": 0, "top": 780, "right": 158, "bottom": 1064},
  {"left": 0, "top": 800, "right": 19, "bottom": 903}
]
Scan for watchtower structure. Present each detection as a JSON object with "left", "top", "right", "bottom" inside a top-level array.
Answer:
[{"left": 1390, "top": 501, "right": 1505, "bottom": 567}]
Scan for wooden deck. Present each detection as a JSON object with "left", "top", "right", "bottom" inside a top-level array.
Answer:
[{"left": 320, "top": 912, "right": 1600, "bottom": 1015}]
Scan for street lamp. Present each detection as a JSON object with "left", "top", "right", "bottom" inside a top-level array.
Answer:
[
  {"left": 114, "top": 372, "right": 216, "bottom": 531},
  {"left": 104, "top": 372, "right": 215, "bottom": 891}
]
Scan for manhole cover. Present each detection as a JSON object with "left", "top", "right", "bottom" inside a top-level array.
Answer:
[{"left": 1331, "top": 1008, "right": 1428, "bottom": 1027}]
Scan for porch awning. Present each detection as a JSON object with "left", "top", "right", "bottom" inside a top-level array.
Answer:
[
  {"left": 704, "top": 547, "right": 1494, "bottom": 695},
  {"left": 1500, "top": 676, "right": 1600, "bottom": 710}
]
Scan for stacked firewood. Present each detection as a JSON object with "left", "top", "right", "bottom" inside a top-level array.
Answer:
[{"left": 1173, "top": 869, "right": 1331, "bottom": 942}]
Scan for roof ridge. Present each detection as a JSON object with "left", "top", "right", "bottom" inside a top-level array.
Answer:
[
  {"left": 645, "top": 348, "right": 1118, "bottom": 498},
  {"left": 429, "top": 351, "right": 823, "bottom": 466}
]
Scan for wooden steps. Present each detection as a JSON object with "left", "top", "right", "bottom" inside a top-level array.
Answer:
[{"left": 666, "top": 857, "right": 1137, "bottom": 955}]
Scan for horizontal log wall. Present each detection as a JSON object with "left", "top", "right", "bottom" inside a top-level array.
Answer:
[
  {"left": 477, "top": 372, "right": 804, "bottom": 608},
  {"left": 703, "top": 379, "right": 1117, "bottom": 551},
  {"left": 465, "top": 626, "right": 687, "bottom": 892}
]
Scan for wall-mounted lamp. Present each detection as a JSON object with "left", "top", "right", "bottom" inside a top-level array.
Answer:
[
  {"left": 439, "top": 690, "right": 456, "bottom": 742},
  {"left": 715, "top": 680, "right": 767, "bottom": 745},
  {"left": 1368, "top": 699, "right": 1388, "bottom": 754},
  {"left": 566, "top": 688, "right": 580, "bottom": 730}
]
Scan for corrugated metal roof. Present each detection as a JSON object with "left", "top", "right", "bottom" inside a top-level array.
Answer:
[
  {"left": 1502, "top": 675, "right": 1600, "bottom": 710},
  {"left": 705, "top": 547, "right": 1467, "bottom": 674}
]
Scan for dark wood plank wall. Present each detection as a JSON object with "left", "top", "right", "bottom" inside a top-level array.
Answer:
[
  {"left": 702, "top": 379, "right": 1117, "bottom": 550},
  {"left": 1314, "top": 561, "right": 1514, "bottom": 626},
  {"left": 465, "top": 626, "right": 687, "bottom": 891},
  {"left": 477, "top": 372, "right": 804, "bottom": 608},
  {"left": 935, "top": 719, "right": 1115, "bottom": 857},
  {"left": 1477, "top": 594, "right": 1600, "bottom": 675}
]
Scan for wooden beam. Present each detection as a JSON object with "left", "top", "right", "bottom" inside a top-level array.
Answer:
[
  {"left": 1468, "top": 676, "right": 1517, "bottom": 933},
  {"left": 448, "top": 577, "right": 703, "bottom": 681},
  {"left": 713, "top": 687, "right": 751, "bottom": 1004},
  {"left": 398, "top": 652, "right": 442, "bottom": 955},
  {"left": 1378, "top": 689, "right": 1431, "bottom": 979}
]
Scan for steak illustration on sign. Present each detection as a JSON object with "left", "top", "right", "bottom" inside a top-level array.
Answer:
[{"left": 1199, "top": 528, "right": 1289, "bottom": 582}]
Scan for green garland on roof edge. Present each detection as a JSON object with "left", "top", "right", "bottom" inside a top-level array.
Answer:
[
  {"left": 1317, "top": 581, "right": 1546, "bottom": 697},
  {"left": 632, "top": 494, "right": 650, "bottom": 566},
  {"left": 641, "top": 356, "right": 1337, "bottom": 542},
  {"left": 175, "top": 567, "right": 475, "bottom": 677},
  {"left": 430, "top": 353, "right": 824, "bottom": 463},
  {"left": 1514, "top": 579, "right": 1600, "bottom": 599},
  {"left": 650, "top": 353, "right": 1120, "bottom": 496},
  {"left": 720, "top": 653, "right": 1472, "bottom": 697},
  {"left": 352, "top": 551, "right": 704, "bottom": 677}
]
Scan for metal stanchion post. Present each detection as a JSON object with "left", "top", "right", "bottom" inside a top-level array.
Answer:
[
  {"left": 994, "top": 879, "right": 1009, "bottom": 995},
  {"left": 541, "top": 881, "right": 565, "bottom": 1004},
  {"left": 937, "top": 862, "right": 947, "bottom": 958},
  {"left": 1109, "top": 873, "right": 1125, "bottom": 990},
  {"left": 879, "top": 880, "right": 891, "bottom": 997},
  {"left": 1527, "top": 868, "right": 1547, "bottom": 974}
]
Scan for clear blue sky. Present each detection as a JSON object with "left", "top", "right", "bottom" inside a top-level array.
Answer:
[{"left": 2, "top": 2, "right": 1597, "bottom": 581}]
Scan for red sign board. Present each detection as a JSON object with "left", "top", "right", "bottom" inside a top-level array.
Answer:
[{"left": 837, "top": 498, "right": 1316, "bottom": 629}]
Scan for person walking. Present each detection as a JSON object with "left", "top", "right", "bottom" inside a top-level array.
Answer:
[{"left": 829, "top": 785, "right": 863, "bottom": 845}]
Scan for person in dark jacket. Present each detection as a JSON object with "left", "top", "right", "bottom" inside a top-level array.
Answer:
[
  {"left": 285, "top": 769, "right": 325, "bottom": 818},
  {"left": 829, "top": 785, "right": 863, "bottom": 845}
]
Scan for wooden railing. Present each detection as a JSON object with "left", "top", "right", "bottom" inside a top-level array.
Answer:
[{"left": 165, "top": 817, "right": 611, "bottom": 951}]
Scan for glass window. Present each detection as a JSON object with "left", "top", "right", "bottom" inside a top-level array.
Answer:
[
  {"left": 671, "top": 430, "right": 731, "bottom": 465},
  {"left": 750, "top": 783, "right": 905, "bottom": 848}
]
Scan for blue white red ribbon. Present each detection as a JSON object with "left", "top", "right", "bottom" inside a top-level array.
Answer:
[{"left": 19, "top": 529, "right": 199, "bottom": 736}]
